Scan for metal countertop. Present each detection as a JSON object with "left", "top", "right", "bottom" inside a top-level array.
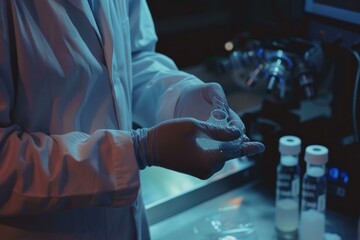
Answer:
[{"left": 149, "top": 180, "right": 358, "bottom": 240}]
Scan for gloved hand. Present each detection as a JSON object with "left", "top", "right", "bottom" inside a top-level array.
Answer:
[
  {"left": 175, "top": 82, "right": 246, "bottom": 133},
  {"left": 131, "top": 118, "right": 265, "bottom": 179}
]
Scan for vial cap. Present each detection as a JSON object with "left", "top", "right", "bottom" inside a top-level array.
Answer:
[
  {"left": 279, "top": 135, "right": 301, "bottom": 155},
  {"left": 305, "top": 145, "right": 328, "bottom": 165}
]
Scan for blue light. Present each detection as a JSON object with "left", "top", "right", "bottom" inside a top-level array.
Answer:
[
  {"left": 328, "top": 167, "right": 339, "bottom": 180},
  {"left": 340, "top": 171, "right": 349, "bottom": 185}
]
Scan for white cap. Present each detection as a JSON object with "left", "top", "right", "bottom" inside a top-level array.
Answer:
[
  {"left": 305, "top": 145, "right": 328, "bottom": 165},
  {"left": 279, "top": 135, "right": 301, "bottom": 155}
]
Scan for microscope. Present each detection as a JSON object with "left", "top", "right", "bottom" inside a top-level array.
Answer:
[{"left": 217, "top": 37, "right": 323, "bottom": 102}]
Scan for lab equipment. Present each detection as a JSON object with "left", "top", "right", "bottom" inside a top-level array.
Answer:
[
  {"left": 293, "top": 60, "right": 316, "bottom": 99},
  {"left": 197, "top": 109, "right": 245, "bottom": 151},
  {"left": 275, "top": 136, "right": 301, "bottom": 236},
  {"left": 197, "top": 109, "right": 229, "bottom": 150},
  {"left": 305, "top": 0, "right": 360, "bottom": 26},
  {"left": 300, "top": 145, "right": 329, "bottom": 240},
  {"left": 300, "top": 210, "right": 325, "bottom": 240},
  {"left": 218, "top": 49, "right": 262, "bottom": 74},
  {"left": 263, "top": 50, "right": 293, "bottom": 99},
  {"left": 207, "top": 109, "right": 229, "bottom": 125},
  {"left": 216, "top": 37, "right": 323, "bottom": 101}
]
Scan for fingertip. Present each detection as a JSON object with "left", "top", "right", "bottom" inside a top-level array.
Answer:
[{"left": 241, "top": 142, "right": 265, "bottom": 156}]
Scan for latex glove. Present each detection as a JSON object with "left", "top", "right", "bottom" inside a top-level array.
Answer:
[
  {"left": 131, "top": 118, "right": 265, "bottom": 179},
  {"left": 175, "top": 82, "right": 245, "bottom": 133}
]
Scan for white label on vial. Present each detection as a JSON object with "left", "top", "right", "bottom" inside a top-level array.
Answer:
[
  {"left": 317, "top": 194, "right": 326, "bottom": 212},
  {"left": 292, "top": 178, "right": 300, "bottom": 197}
]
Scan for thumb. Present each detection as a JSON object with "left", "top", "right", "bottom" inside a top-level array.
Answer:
[{"left": 241, "top": 141, "right": 266, "bottom": 156}]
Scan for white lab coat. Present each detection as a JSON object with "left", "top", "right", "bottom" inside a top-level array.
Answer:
[{"left": 0, "top": 0, "right": 203, "bottom": 239}]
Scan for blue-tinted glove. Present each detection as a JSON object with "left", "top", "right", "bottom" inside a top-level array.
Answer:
[
  {"left": 175, "top": 82, "right": 246, "bottom": 133},
  {"left": 131, "top": 118, "right": 265, "bottom": 179}
]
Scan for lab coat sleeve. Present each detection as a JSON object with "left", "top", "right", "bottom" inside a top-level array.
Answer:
[
  {"left": 0, "top": 6, "right": 139, "bottom": 216},
  {"left": 130, "top": 0, "right": 205, "bottom": 127}
]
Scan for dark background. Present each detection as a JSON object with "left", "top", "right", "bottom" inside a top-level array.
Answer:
[{"left": 147, "top": 0, "right": 307, "bottom": 68}]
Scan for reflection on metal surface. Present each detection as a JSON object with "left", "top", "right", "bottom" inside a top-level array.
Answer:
[
  {"left": 141, "top": 158, "right": 250, "bottom": 206},
  {"left": 193, "top": 201, "right": 258, "bottom": 240},
  {"left": 150, "top": 181, "right": 358, "bottom": 240},
  {"left": 140, "top": 157, "right": 258, "bottom": 224}
]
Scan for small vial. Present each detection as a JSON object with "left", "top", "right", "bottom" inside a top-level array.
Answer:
[
  {"left": 300, "top": 145, "right": 329, "bottom": 240},
  {"left": 207, "top": 109, "right": 228, "bottom": 125},
  {"left": 197, "top": 109, "right": 245, "bottom": 152},
  {"left": 275, "top": 136, "right": 301, "bottom": 236},
  {"left": 197, "top": 109, "right": 228, "bottom": 150}
]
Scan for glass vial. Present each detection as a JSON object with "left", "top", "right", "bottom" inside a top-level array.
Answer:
[
  {"left": 300, "top": 145, "right": 329, "bottom": 240},
  {"left": 207, "top": 109, "right": 229, "bottom": 125},
  {"left": 275, "top": 136, "right": 301, "bottom": 236},
  {"left": 197, "top": 109, "right": 228, "bottom": 150}
]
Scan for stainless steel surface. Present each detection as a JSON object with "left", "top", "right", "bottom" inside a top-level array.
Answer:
[
  {"left": 149, "top": 181, "right": 358, "bottom": 240},
  {"left": 141, "top": 158, "right": 249, "bottom": 206},
  {"left": 141, "top": 158, "right": 257, "bottom": 224}
]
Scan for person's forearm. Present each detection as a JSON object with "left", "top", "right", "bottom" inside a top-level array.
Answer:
[{"left": 0, "top": 127, "right": 140, "bottom": 216}]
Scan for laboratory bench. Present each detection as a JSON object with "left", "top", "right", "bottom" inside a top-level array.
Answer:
[
  {"left": 145, "top": 172, "right": 358, "bottom": 240},
  {"left": 140, "top": 56, "right": 360, "bottom": 239}
]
